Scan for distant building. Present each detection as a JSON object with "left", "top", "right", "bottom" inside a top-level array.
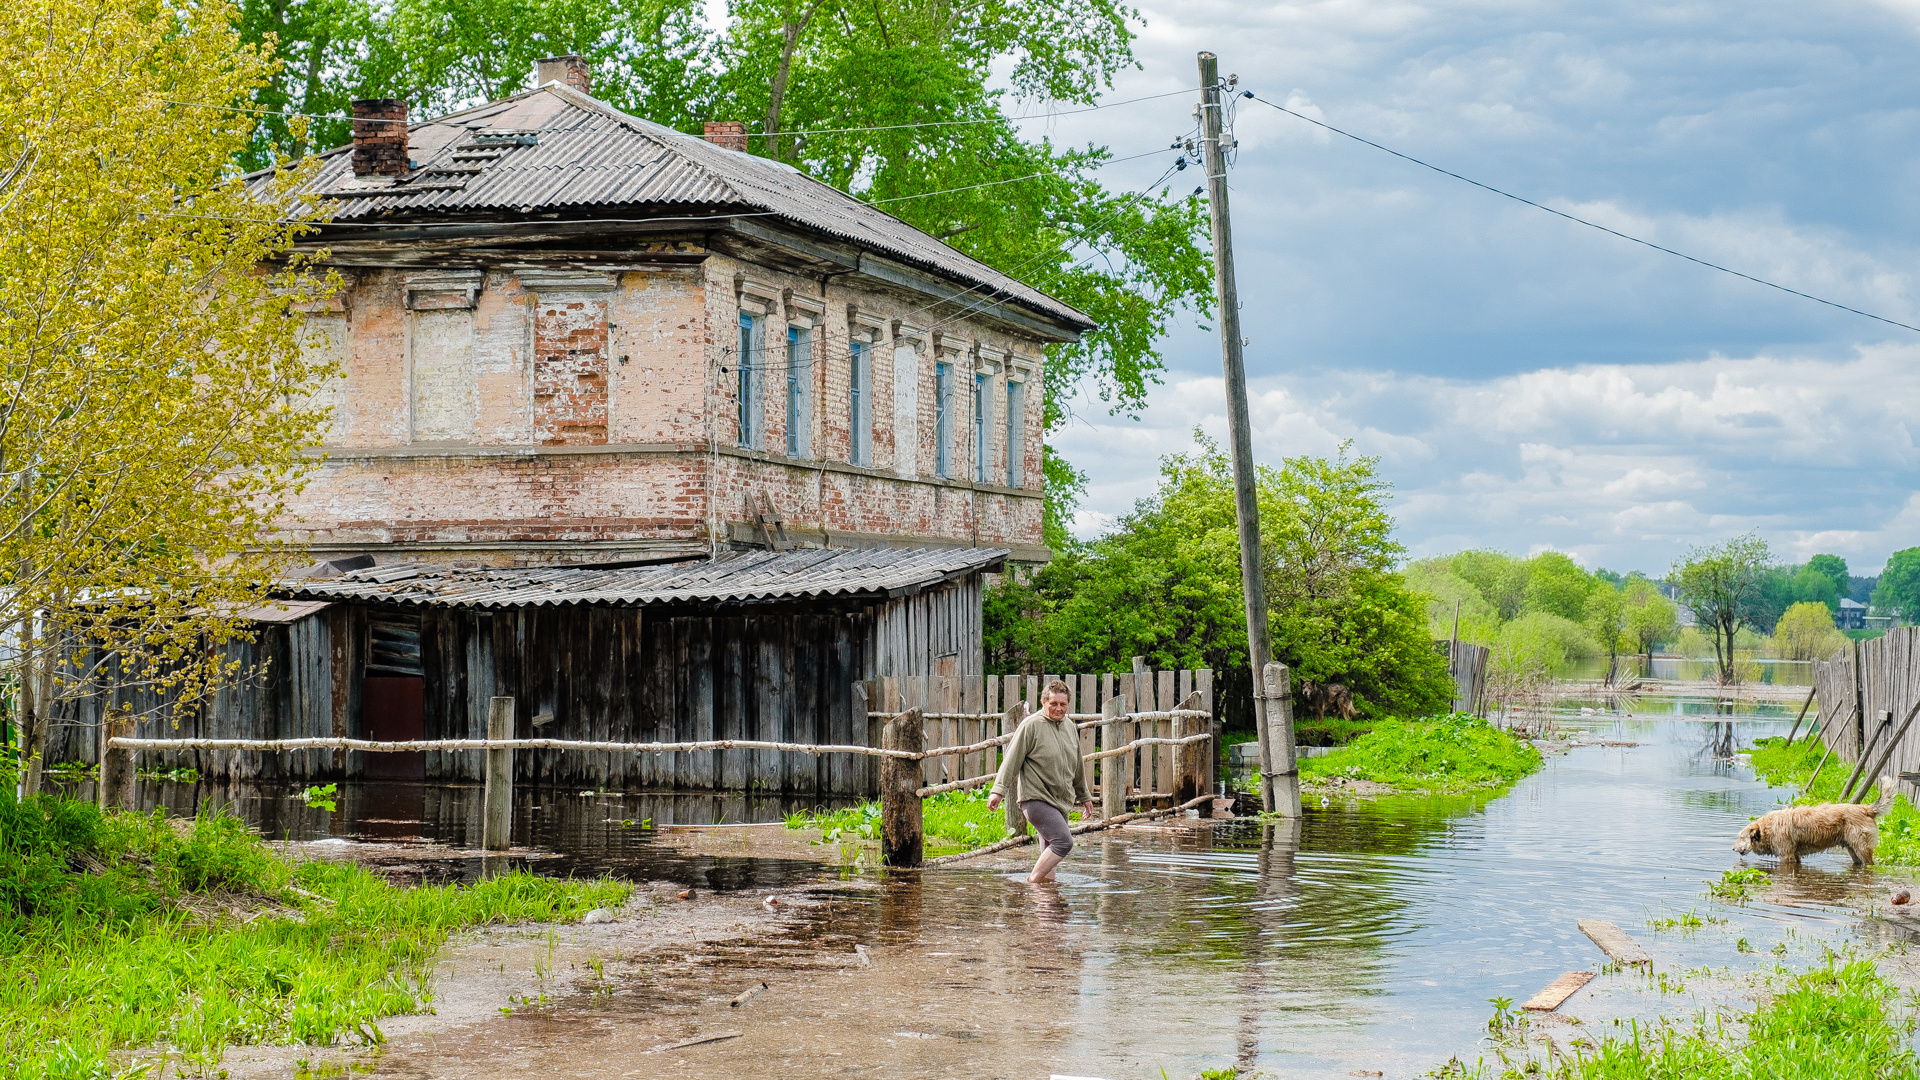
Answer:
[{"left": 1837, "top": 597, "right": 1868, "bottom": 630}]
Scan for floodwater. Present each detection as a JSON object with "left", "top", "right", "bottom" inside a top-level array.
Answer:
[
  {"left": 1562, "top": 654, "right": 1815, "bottom": 685},
  {"left": 115, "top": 693, "right": 1914, "bottom": 1078}
]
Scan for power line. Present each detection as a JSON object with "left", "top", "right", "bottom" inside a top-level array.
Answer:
[{"left": 1245, "top": 90, "right": 1920, "bottom": 336}]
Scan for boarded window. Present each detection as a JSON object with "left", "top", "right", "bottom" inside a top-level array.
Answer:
[
  {"left": 409, "top": 310, "right": 476, "bottom": 442},
  {"left": 892, "top": 341, "right": 918, "bottom": 478},
  {"left": 368, "top": 616, "right": 423, "bottom": 676},
  {"left": 533, "top": 299, "right": 609, "bottom": 446}
]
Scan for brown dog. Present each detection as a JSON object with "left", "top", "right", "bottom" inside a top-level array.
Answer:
[{"left": 1733, "top": 777, "right": 1896, "bottom": 866}]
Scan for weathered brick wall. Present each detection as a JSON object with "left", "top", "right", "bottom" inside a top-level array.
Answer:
[{"left": 282, "top": 254, "right": 1050, "bottom": 562}]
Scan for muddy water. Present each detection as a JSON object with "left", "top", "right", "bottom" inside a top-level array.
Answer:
[{"left": 132, "top": 697, "right": 1908, "bottom": 1078}]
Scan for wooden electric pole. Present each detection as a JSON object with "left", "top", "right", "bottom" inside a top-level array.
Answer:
[{"left": 1198, "top": 51, "right": 1298, "bottom": 816}]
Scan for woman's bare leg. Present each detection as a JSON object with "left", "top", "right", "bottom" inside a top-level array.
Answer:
[{"left": 1029, "top": 848, "right": 1066, "bottom": 883}]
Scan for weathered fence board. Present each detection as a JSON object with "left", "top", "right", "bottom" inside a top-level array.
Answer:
[{"left": 861, "top": 663, "right": 1216, "bottom": 806}]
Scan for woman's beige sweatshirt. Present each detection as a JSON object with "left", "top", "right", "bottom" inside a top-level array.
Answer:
[{"left": 989, "top": 714, "right": 1091, "bottom": 814}]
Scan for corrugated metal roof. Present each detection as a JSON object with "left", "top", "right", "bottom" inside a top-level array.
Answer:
[
  {"left": 279, "top": 547, "right": 1009, "bottom": 609},
  {"left": 263, "top": 85, "right": 1090, "bottom": 332}
]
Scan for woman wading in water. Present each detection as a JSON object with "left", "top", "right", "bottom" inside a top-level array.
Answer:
[{"left": 987, "top": 680, "right": 1094, "bottom": 884}]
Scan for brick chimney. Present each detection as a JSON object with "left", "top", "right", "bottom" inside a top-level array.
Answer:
[
  {"left": 703, "top": 122, "right": 747, "bottom": 152},
  {"left": 536, "top": 55, "right": 592, "bottom": 94},
  {"left": 350, "top": 99, "right": 409, "bottom": 177}
]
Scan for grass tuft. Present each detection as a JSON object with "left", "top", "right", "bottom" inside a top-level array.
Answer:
[
  {"left": 786, "top": 788, "right": 1086, "bottom": 857},
  {"left": 0, "top": 790, "right": 628, "bottom": 1079},
  {"left": 1493, "top": 954, "right": 1919, "bottom": 1079},
  {"left": 1299, "top": 713, "right": 1542, "bottom": 794}
]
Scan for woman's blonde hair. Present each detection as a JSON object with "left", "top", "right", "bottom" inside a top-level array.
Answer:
[{"left": 1043, "top": 679, "right": 1072, "bottom": 701}]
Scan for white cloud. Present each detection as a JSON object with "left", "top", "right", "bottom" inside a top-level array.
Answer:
[{"left": 1054, "top": 343, "right": 1920, "bottom": 573}]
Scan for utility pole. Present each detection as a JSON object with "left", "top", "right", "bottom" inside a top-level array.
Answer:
[{"left": 1197, "top": 51, "right": 1298, "bottom": 816}]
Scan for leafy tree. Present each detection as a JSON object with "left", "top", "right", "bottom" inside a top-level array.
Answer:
[
  {"left": 0, "top": 0, "right": 333, "bottom": 778},
  {"left": 984, "top": 438, "right": 1451, "bottom": 725},
  {"left": 1522, "top": 551, "right": 1596, "bottom": 622},
  {"left": 1670, "top": 534, "right": 1773, "bottom": 685},
  {"left": 1786, "top": 565, "right": 1840, "bottom": 612},
  {"left": 1622, "top": 580, "right": 1678, "bottom": 670},
  {"left": 1807, "top": 553, "right": 1850, "bottom": 600},
  {"left": 1583, "top": 585, "right": 1627, "bottom": 680},
  {"left": 1774, "top": 601, "right": 1848, "bottom": 662},
  {"left": 1873, "top": 548, "right": 1920, "bottom": 624},
  {"left": 1440, "top": 550, "right": 1529, "bottom": 621}
]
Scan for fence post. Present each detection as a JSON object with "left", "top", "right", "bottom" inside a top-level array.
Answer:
[
  {"left": 1263, "top": 663, "right": 1300, "bottom": 816},
  {"left": 1001, "top": 701, "right": 1029, "bottom": 837},
  {"left": 98, "top": 712, "right": 134, "bottom": 811},
  {"left": 1100, "top": 693, "right": 1127, "bottom": 819},
  {"left": 881, "top": 708, "right": 924, "bottom": 868},
  {"left": 483, "top": 696, "right": 514, "bottom": 852},
  {"left": 1173, "top": 690, "right": 1207, "bottom": 814}
]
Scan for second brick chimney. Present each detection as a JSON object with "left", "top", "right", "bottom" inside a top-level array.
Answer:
[
  {"left": 703, "top": 122, "right": 748, "bottom": 152},
  {"left": 350, "top": 99, "right": 409, "bottom": 177},
  {"left": 536, "top": 55, "right": 592, "bottom": 94}
]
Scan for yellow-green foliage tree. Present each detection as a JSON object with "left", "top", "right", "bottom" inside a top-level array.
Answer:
[
  {"left": 0, "top": 0, "right": 332, "bottom": 778},
  {"left": 1774, "top": 601, "right": 1849, "bottom": 662},
  {"left": 1623, "top": 579, "right": 1677, "bottom": 669}
]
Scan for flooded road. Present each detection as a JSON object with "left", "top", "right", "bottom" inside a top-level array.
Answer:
[{"left": 146, "top": 698, "right": 1913, "bottom": 1079}]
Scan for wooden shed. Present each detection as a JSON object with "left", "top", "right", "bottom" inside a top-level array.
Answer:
[{"left": 49, "top": 547, "right": 1003, "bottom": 795}]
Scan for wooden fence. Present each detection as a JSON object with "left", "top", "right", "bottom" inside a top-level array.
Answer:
[
  {"left": 1447, "top": 643, "right": 1489, "bottom": 715},
  {"left": 98, "top": 694, "right": 1216, "bottom": 868},
  {"left": 1809, "top": 628, "right": 1920, "bottom": 800},
  {"left": 859, "top": 666, "right": 1215, "bottom": 807}
]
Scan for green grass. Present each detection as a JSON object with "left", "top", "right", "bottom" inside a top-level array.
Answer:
[
  {"left": 1745, "top": 735, "right": 1920, "bottom": 864},
  {"left": 786, "top": 788, "right": 1088, "bottom": 857},
  {"left": 0, "top": 791, "right": 628, "bottom": 1079},
  {"left": 1469, "top": 954, "right": 1919, "bottom": 1079},
  {"left": 1299, "top": 712, "right": 1543, "bottom": 794}
]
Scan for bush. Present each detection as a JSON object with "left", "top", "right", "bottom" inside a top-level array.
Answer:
[{"left": 1301, "top": 713, "right": 1543, "bottom": 793}]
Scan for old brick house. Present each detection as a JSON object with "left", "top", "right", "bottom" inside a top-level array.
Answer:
[{"left": 270, "top": 55, "right": 1091, "bottom": 570}]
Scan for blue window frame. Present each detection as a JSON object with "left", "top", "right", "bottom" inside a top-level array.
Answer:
[{"left": 934, "top": 361, "right": 953, "bottom": 478}]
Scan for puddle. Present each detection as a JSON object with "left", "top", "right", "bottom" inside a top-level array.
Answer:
[{"left": 103, "top": 692, "right": 1919, "bottom": 1078}]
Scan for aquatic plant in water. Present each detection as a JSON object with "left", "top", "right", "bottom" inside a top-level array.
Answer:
[{"left": 1299, "top": 712, "right": 1542, "bottom": 794}]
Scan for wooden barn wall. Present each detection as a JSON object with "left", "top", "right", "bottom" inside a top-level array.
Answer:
[
  {"left": 45, "top": 610, "right": 346, "bottom": 784},
  {"left": 865, "top": 578, "right": 983, "bottom": 678},
  {"left": 47, "top": 578, "right": 991, "bottom": 795}
]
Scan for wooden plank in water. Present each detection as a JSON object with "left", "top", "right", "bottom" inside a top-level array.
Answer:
[
  {"left": 1522, "top": 970, "right": 1595, "bottom": 1011},
  {"left": 1577, "top": 919, "right": 1651, "bottom": 965}
]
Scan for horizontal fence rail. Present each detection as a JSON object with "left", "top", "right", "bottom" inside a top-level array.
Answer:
[{"left": 109, "top": 736, "right": 925, "bottom": 759}]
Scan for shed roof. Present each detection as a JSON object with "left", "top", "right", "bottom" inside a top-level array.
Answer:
[
  {"left": 261, "top": 84, "right": 1091, "bottom": 334},
  {"left": 279, "top": 547, "right": 1009, "bottom": 610}
]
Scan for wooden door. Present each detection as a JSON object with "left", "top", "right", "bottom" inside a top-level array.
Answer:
[{"left": 362, "top": 676, "right": 425, "bottom": 780}]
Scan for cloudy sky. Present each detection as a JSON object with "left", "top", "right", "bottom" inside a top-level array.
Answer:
[{"left": 1010, "top": 0, "right": 1920, "bottom": 575}]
